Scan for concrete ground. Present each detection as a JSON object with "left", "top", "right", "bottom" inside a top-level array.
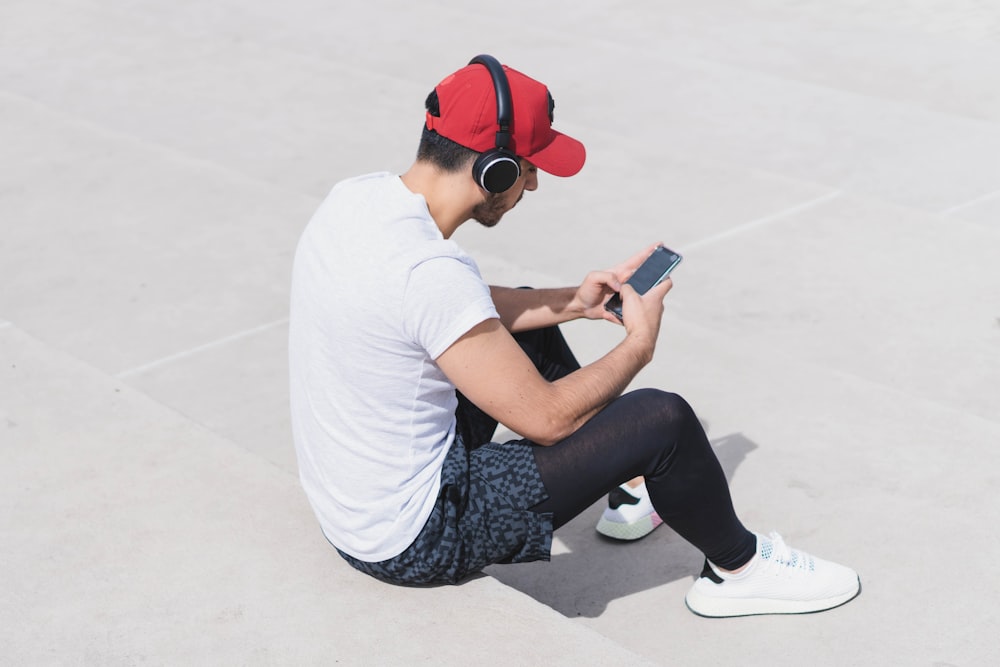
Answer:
[{"left": 2, "top": 1, "right": 999, "bottom": 665}]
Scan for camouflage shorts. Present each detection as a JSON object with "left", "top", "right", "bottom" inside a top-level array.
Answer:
[{"left": 337, "top": 435, "right": 553, "bottom": 585}]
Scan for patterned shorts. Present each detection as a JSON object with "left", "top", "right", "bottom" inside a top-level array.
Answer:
[{"left": 337, "top": 435, "right": 553, "bottom": 585}]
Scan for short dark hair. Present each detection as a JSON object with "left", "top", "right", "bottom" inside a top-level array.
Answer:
[{"left": 416, "top": 90, "right": 478, "bottom": 172}]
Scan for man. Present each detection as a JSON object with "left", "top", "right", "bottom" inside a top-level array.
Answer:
[{"left": 288, "top": 55, "right": 861, "bottom": 617}]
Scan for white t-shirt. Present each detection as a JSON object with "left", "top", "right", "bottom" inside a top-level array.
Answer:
[{"left": 288, "top": 172, "right": 499, "bottom": 561}]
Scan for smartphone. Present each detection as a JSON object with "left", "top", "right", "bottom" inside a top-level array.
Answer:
[{"left": 604, "top": 245, "right": 683, "bottom": 321}]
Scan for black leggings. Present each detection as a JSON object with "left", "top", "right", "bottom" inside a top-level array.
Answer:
[{"left": 456, "top": 325, "right": 757, "bottom": 571}]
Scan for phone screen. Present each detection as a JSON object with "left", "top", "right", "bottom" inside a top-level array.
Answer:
[{"left": 605, "top": 246, "right": 683, "bottom": 320}]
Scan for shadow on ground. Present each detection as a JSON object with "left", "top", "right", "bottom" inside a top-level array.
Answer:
[{"left": 485, "top": 432, "right": 757, "bottom": 617}]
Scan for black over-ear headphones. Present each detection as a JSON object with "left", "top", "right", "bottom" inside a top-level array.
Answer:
[{"left": 468, "top": 55, "right": 521, "bottom": 194}]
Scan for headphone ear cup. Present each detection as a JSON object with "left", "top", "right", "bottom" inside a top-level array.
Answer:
[{"left": 473, "top": 149, "right": 520, "bottom": 193}]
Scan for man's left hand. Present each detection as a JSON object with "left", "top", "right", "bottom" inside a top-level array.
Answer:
[{"left": 572, "top": 270, "right": 623, "bottom": 322}]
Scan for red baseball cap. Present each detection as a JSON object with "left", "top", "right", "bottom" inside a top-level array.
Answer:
[{"left": 425, "top": 62, "right": 586, "bottom": 177}]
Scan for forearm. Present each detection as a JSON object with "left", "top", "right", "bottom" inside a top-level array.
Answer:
[
  {"left": 437, "top": 316, "right": 660, "bottom": 447},
  {"left": 490, "top": 286, "right": 584, "bottom": 332}
]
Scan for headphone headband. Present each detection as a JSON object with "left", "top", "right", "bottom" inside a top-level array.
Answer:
[
  {"left": 467, "top": 54, "right": 520, "bottom": 193},
  {"left": 469, "top": 54, "right": 512, "bottom": 150}
]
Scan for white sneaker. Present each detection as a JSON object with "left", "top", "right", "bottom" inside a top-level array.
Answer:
[
  {"left": 685, "top": 532, "right": 861, "bottom": 617},
  {"left": 595, "top": 481, "right": 663, "bottom": 540}
]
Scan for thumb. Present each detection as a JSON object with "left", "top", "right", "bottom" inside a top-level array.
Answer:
[
  {"left": 648, "top": 277, "right": 674, "bottom": 300},
  {"left": 619, "top": 283, "right": 641, "bottom": 308}
]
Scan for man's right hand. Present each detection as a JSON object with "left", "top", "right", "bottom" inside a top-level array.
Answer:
[{"left": 619, "top": 277, "right": 673, "bottom": 359}]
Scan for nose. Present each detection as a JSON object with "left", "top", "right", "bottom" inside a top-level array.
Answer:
[{"left": 523, "top": 167, "right": 538, "bottom": 192}]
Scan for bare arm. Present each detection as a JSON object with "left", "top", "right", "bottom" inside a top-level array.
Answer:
[
  {"left": 489, "top": 285, "right": 587, "bottom": 332},
  {"left": 489, "top": 243, "right": 663, "bottom": 332},
  {"left": 437, "top": 277, "right": 673, "bottom": 445}
]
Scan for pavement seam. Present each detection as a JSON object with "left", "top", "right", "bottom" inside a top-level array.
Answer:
[
  {"left": 579, "top": 24, "right": 1000, "bottom": 131},
  {"left": 940, "top": 187, "right": 1000, "bottom": 215},
  {"left": 477, "top": 190, "right": 843, "bottom": 286},
  {"left": 675, "top": 315, "right": 1000, "bottom": 432},
  {"left": 681, "top": 190, "right": 842, "bottom": 253},
  {"left": 0, "top": 89, "right": 322, "bottom": 207},
  {"left": 115, "top": 317, "right": 289, "bottom": 379}
]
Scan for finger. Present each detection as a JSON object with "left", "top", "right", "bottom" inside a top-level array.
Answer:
[
  {"left": 603, "top": 309, "right": 625, "bottom": 325},
  {"left": 619, "top": 282, "right": 642, "bottom": 307},
  {"left": 647, "top": 276, "right": 674, "bottom": 300},
  {"left": 614, "top": 242, "right": 665, "bottom": 279},
  {"left": 593, "top": 270, "right": 622, "bottom": 292},
  {"left": 617, "top": 244, "right": 656, "bottom": 273},
  {"left": 618, "top": 284, "right": 645, "bottom": 326}
]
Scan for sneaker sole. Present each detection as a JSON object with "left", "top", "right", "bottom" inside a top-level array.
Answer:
[
  {"left": 684, "top": 577, "right": 862, "bottom": 618},
  {"left": 595, "top": 514, "right": 662, "bottom": 541}
]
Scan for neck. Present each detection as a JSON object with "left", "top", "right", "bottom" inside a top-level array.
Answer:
[{"left": 399, "top": 162, "right": 481, "bottom": 239}]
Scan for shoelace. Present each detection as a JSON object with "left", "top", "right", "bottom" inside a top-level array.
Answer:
[{"left": 762, "top": 532, "right": 815, "bottom": 573}]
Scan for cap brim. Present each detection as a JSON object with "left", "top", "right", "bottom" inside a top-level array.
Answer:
[{"left": 522, "top": 130, "right": 586, "bottom": 177}]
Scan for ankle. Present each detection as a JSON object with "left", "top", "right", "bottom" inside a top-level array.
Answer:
[{"left": 719, "top": 558, "right": 753, "bottom": 575}]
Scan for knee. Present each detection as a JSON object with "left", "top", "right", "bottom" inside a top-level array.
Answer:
[
  {"left": 629, "top": 388, "right": 696, "bottom": 426},
  {"left": 630, "top": 387, "right": 689, "bottom": 408}
]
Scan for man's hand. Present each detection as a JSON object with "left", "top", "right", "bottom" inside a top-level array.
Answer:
[
  {"left": 571, "top": 269, "right": 623, "bottom": 321},
  {"left": 571, "top": 243, "right": 667, "bottom": 324},
  {"left": 610, "top": 243, "right": 666, "bottom": 283},
  {"left": 619, "top": 277, "right": 673, "bottom": 355}
]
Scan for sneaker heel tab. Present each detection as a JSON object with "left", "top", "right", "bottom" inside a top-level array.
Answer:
[
  {"left": 700, "top": 559, "right": 724, "bottom": 584},
  {"left": 607, "top": 485, "right": 641, "bottom": 510}
]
